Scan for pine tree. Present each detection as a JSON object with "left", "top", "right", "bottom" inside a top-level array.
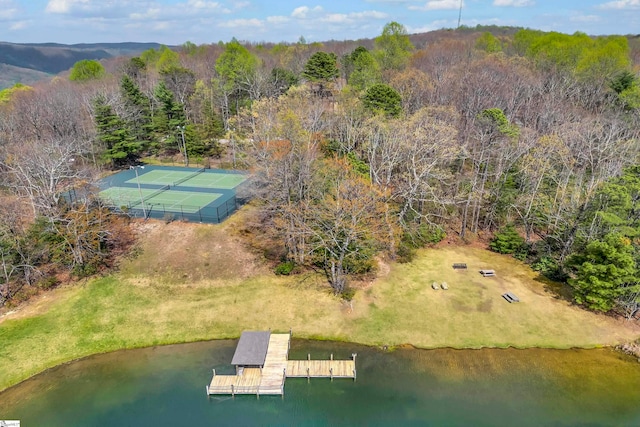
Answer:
[{"left": 93, "top": 96, "right": 141, "bottom": 167}]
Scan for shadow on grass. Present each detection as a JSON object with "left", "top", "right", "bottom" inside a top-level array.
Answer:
[{"left": 534, "top": 274, "right": 573, "bottom": 302}]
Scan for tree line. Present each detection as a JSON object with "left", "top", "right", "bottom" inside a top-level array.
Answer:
[{"left": 0, "top": 24, "right": 638, "bottom": 318}]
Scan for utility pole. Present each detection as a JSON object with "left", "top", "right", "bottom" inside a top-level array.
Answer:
[
  {"left": 130, "top": 165, "right": 147, "bottom": 219},
  {"left": 458, "top": 0, "right": 463, "bottom": 28},
  {"left": 177, "top": 125, "right": 188, "bottom": 166}
]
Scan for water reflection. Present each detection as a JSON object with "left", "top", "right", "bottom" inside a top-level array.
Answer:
[{"left": 1, "top": 340, "right": 639, "bottom": 426}]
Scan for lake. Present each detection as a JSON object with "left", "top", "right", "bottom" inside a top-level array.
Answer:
[{"left": 1, "top": 340, "right": 639, "bottom": 426}]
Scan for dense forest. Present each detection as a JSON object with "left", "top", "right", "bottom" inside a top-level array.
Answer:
[{"left": 0, "top": 24, "right": 639, "bottom": 319}]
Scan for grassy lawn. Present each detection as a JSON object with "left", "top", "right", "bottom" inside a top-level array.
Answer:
[{"left": 1, "top": 211, "right": 638, "bottom": 391}]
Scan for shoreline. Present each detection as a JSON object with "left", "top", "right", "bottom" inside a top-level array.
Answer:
[{"left": 1, "top": 333, "right": 637, "bottom": 394}]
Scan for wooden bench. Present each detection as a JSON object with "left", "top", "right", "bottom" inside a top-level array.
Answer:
[
  {"left": 452, "top": 263, "right": 467, "bottom": 269},
  {"left": 479, "top": 269, "right": 495, "bottom": 277},
  {"left": 502, "top": 292, "right": 520, "bottom": 303}
]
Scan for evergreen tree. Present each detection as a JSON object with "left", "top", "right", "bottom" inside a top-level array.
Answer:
[
  {"left": 153, "top": 82, "right": 186, "bottom": 153},
  {"left": 120, "top": 76, "right": 152, "bottom": 145},
  {"left": 302, "top": 51, "right": 339, "bottom": 82},
  {"left": 569, "top": 233, "right": 637, "bottom": 312},
  {"left": 93, "top": 95, "right": 141, "bottom": 167},
  {"left": 490, "top": 224, "right": 525, "bottom": 255},
  {"left": 363, "top": 83, "right": 402, "bottom": 117}
]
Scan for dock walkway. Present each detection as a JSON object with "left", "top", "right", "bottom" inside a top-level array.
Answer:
[{"left": 207, "top": 333, "right": 356, "bottom": 396}]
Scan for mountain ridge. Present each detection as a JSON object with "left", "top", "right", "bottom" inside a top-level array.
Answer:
[{"left": 0, "top": 41, "right": 169, "bottom": 89}]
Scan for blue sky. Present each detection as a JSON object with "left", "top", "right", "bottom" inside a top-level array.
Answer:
[{"left": 0, "top": 0, "right": 638, "bottom": 45}]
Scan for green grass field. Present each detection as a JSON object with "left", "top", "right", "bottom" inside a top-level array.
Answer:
[{"left": 0, "top": 211, "right": 637, "bottom": 391}]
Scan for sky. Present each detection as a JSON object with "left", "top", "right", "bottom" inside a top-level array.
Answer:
[{"left": 0, "top": 0, "right": 638, "bottom": 45}]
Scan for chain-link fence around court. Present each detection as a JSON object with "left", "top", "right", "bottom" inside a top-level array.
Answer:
[{"left": 95, "top": 165, "right": 249, "bottom": 224}]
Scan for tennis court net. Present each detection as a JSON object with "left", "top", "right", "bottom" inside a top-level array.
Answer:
[
  {"left": 173, "top": 168, "right": 205, "bottom": 187},
  {"left": 130, "top": 184, "right": 170, "bottom": 207}
]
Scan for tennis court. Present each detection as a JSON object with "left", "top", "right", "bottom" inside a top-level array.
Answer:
[
  {"left": 125, "top": 169, "right": 246, "bottom": 189},
  {"left": 100, "top": 187, "right": 222, "bottom": 213},
  {"left": 97, "top": 166, "right": 249, "bottom": 223}
]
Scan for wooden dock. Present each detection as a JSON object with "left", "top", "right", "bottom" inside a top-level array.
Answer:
[
  {"left": 286, "top": 359, "right": 356, "bottom": 378},
  {"left": 206, "top": 332, "right": 356, "bottom": 396}
]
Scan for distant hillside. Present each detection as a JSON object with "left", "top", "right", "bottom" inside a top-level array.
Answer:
[
  {"left": 0, "top": 42, "right": 167, "bottom": 89},
  {"left": 0, "top": 63, "right": 52, "bottom": 89}
]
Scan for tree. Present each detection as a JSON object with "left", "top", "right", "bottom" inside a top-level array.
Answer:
[
  {"left": 569, "top": 233, "right": 637, "bottom": 312},
  {"left": 152, "top": 81, "right": 186, "bottom": 152},
  {"left": 120, "top": 75, "right": 153, "bottom": 144},
  {"left": 215, "top": 39, "right": 260, "bottom": 129},
  {"left": 347, "top": 48, "right": 381, "bottom": 91},
  {"left": 270, "top": 67, "right": 299, "bottom": 96},
  {"left": 302, "top": 51, "right": 339, "bottom": 82},
  {"left": 475, "top": 32, "right": 502, "bottom": 53},
  {"left": 93, "top": 95, "right": 141, "bottom": 168},
  {"left": 363, "top": 84, "right": 402, "bottom": 117},
  {"left": 490, "top": 224, "right": 525, "bottom": 254},
  {"left": 0, "top": 83, "right": 32, "bottom": 104},
  {"left": 373, "top": 21, "right": 414, "bottom": 71},
  {"left": 304, "top": 159, "right": 397, "bottom": 293},
  {"left": 610, "top": 70, "right": 636, "bottom": 94},
  {"left": 69, "top": 59, "right": 105, "bottom": 82}
]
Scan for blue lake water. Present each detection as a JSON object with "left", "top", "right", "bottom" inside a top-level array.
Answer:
[{"left": 1, "top": 340, "right": 639, "bottom": 426}]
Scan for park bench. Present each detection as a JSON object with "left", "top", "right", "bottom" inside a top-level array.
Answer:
[
  {"left": 502, "top": 292, "right": 520, "bottom": 303},
  {"left": 452, "top": 263, "right": 467, "bottom": 269}
]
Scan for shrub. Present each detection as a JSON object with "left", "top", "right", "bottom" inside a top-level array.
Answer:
[
  {"left": 37, "top": 276, "right": 60, "bottom": 290},
  {"left": 274, "top": 261, "right": 295, "bottom": 275},
  {"left": 341, "top": 287, "right": 356, "bottom": 301},
  {"left": 489, "top": 224, "right": 525, "bottom": 254}
]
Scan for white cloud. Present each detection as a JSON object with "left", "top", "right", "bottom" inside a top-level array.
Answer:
[
  {"left": 406, "top": 19, "right": 451, "bottom": 33},
  {"left": 218, "top": 18, "right": 263, "bottom": 28},
  {"left": 493, "top": 0, "right": 535, "bottom": 6},
  {"left": 408, "top": 0, "right": 461, "bottom": 11},
  {"left": 322, "top": 13, "right": 348, "bottom": 23},
  {"left": 45, "top": 0, "right": 89, "bottom": 14},
  {"left": 291, "top": 5, "right": 323, "bottom": 19},
  {"left": 365, "top": 0, "right": 423, "bottom": 3},
  {"left": 129, "top": 8, "right": 162, "bottom": 20},
  {"left": 351, "top": 10, "right": 388, "bottom": 19},
  {"left": 570, "top": 14, "right": 601, "bottom": 22},
  {"left": 597, "top": 0, "right": 640, "bottom": 9},
  {"left": 9, "top": 20, "right": 29, "bottom": 30},
  {"left": 267, "top": 15, "right": 289, "bottom": 24},
  {"left": 0, "top": 0, "right": 19, "bottom": 19},
  {"left": 319, "top": 10, "right": 387, "bottom": 24},
  {"left": 187, "top": 0, "right": 224, "bottom": 10}
]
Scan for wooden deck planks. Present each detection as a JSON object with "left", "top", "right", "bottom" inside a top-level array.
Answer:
[
  {"left": 258, "top": 334, "right": 289, "bottom": 394},
  {"left": 207, "top": 333, "right": 356, "bottom": 396},
  {"left": 208, "top": 368, "right": 261, "bottom": 394},
  {"left": 286, "top": 360, "right": 356, "bottom": 378},
  {"left": 207, "top": 334, "right": 290, "bottom": 395}
]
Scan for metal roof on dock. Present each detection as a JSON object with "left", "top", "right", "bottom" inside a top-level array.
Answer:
[{"left": 231, "top": 331, "right": 271, "bottom": 366}]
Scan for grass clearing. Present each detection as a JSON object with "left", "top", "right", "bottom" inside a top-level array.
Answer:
[{"left": 1, "top": 211, "right": 638, "bottom": 391}]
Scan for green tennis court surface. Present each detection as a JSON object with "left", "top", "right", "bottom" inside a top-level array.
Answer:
[
  {"left": 126, "top": 170, "right": 246, "bottom": 189},
  {"left": 100, "top": 187, "right": 221, "bottom": 212}
]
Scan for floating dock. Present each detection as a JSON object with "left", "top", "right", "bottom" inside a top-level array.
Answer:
[{"left": 206, "top": 331, "right": 356, "bottom": 396}]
